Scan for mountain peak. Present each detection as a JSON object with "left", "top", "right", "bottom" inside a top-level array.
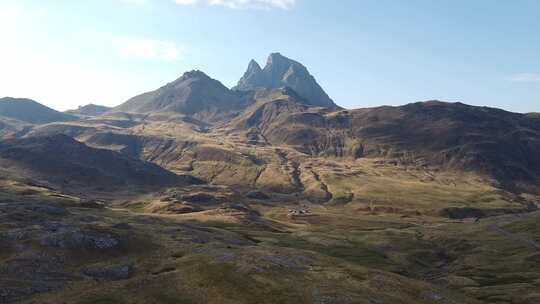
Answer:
[
  {"left": 113, "top": 70, "right": 247, "bottom": 123},
  {"left": 237, "top": 60, "right": 265, "bottom": 91},
  {"left": 235, "top": 53, "right": 337, "bottom": 108},
  {"left": 180, "top": 70, "right": 212, "bottom": 81},
  {"left": 248, "top": 59, "right": 262, "bottom": 71},
  {"left": 267, "top": 52, "right": 286, "bottom": 63}
]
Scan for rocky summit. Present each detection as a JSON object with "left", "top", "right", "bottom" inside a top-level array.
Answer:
[
  {"left": 1, "top": 52, "right": 540, "bottom": 304},
  {"left": 235, "top": 53, "right": 338, "bottom": 108}
]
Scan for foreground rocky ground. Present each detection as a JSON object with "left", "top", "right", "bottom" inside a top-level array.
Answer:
[{"left": 1, "top": 167, "right": 539, "bottom": 304}]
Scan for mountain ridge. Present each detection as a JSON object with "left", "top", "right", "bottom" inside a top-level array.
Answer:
[
  {"left": 112, "top": 70, "right": 252, "bottom": 124},
  {"left": 224, "top": 98, "right": 540, "bottom": 192}
]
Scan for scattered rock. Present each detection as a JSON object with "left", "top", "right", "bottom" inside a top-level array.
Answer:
[
  {"left": 421, "top": 291, "right": 444, "bottom": 301},
  {"left": 524, "top": 294, "right": 540, "bottom": 304},
  {"left": 288, "top": 207, "right": 311, "bottom": 217},
  {"left": 79, "top": 199, "right": 106, "bottom": 209},
  {"left": 25, "top": 205, "right": 68, "bottom": 216},
  {"left": 440, "top": 275, "right": 480, "bottom": 288},
  {"left": 151, "top": 266, "right": 176, "bottom": 275},
  {"left": 228, "top": 203, "right": 261, "bottom": 216},
  {"left": 0, "top": 253, "right": 74, "bottom": 303},
  {"left": 439, "top": 207, "right": 485, "bottom": 219},
  {"left": 82, "top": 263, "right": 134, "bottom": 281},
  {"left": 260, "top": 254, "right": 313, "bottom": 271},
  {"left": 40, "top": 221, "right": 73, "bottom": 233},
  {"left": 312, "top": 288, "right": 354, "bottom": 304},
  {"left": 526, "top": 253, "right": 540, "bottom": 263},
  {"left": 112, "top": 222, "right": 132, "bottom": 230},
  {"left": 3, "top": 228, "right": 32, "bottom": 241},
  {"left": 246, "top": 190, "right": 270, "bottom": 200},
  {"left": 166, "top": 204, "right": 203, "bottom": 214},
  {"left": 40, "top": 228, "right": 121, "bottom": 250},
  {"left": 181, "top": 193, "right": 218, "bottom": 204},
  {"left": 77, "top": 215, "right": 100, "bottom": 222},
  {"left": 331, "top": 193, "right": 354, "bottom": 204}
]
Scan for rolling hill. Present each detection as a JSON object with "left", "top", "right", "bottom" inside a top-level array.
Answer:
[
  {"left": 0, "top": 134, "right": 201, "bottom": 192},
  {"left": 0, "top": 97, "right": 76, "bottom": 124}
]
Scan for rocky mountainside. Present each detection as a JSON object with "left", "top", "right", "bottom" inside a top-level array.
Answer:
[
  {"left": 0, "top": 97, "right": 76, "bottom": 124},
  {"left": 235, "top": 53, "right": 337, "bottom": 108},
  {"left": 226, "top": 98, "right": 540, "bottom": 192},
  {"left": 113, "top": 71, "right": 251, "bottom": 124},
  {"left": 227, "top": 88, "right": 318, "bottom": 144},
  {"left": 66, "top": 103, "right": 111, "bottom": 117},
  {"left": 112, "top": 54, "right": 338, "bottom": 125}
]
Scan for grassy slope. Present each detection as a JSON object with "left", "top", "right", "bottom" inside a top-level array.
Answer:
[{"left": 4, "top": 116, "right": 539, "bottom": 304}]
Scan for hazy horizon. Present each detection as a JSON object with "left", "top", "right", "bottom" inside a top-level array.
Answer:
[{"left": 1, "top": 0, "right": 539, "bottom": 113}]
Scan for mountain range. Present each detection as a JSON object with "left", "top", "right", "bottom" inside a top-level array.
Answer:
[
  {"left": 2, "top": 53, "right": 539, "bottom": 193},
  {"left": 1, "top": 53, "right": 540, "bottom": 304}
]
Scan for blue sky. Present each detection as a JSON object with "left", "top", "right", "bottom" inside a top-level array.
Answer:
[{"left": 1, "top": 0, "right": 539, "bottom": 112}]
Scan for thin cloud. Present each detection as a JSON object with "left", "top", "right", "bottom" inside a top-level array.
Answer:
[
  {"left": 510, "top": 73, "right": 540, "bottom": 83},
  {"left": 0, "top": 4, "right": 24, "bottom": 20},
  {"left": 123, "top": 0, "right": 295, "bottom": 10},
  {"left": 118, "top": 38, "right": 182, "bottom": 61},
  {"left": 121, "top": 0, "right": 149, "bottom": 5},
  {"left": 175, "top": 0, "right": 296, "bottom": 10},
  {"left": 0, "top": 3, "right": 46, "bottom": 31},
  {"left": 174, "top": 0, "right": 199, "bottom": 4}
]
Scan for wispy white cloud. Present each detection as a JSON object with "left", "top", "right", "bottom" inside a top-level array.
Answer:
[
  {"left": 121, "top": 0, "right": 149, "bottom": 5},
  {"left": 0, "top": 4, "right": 24, "bottom": 21},
  {"left": 118, "top": 38, "right": 182, "bottom": 61},
  {"left": 174, "top": 0, "right": 296, "bottom": 10},
  {"left": 174, "top": 0, "right": 199, "bottom": 5},
  {"left": 0, "top": 3, "right": 46, "bottom": 32},
  {"left": 510, "top": 73, "right": 540, "bottom": 83},
  {"left": 122, "top": 0, "right": 295, "bottom": 10}
]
